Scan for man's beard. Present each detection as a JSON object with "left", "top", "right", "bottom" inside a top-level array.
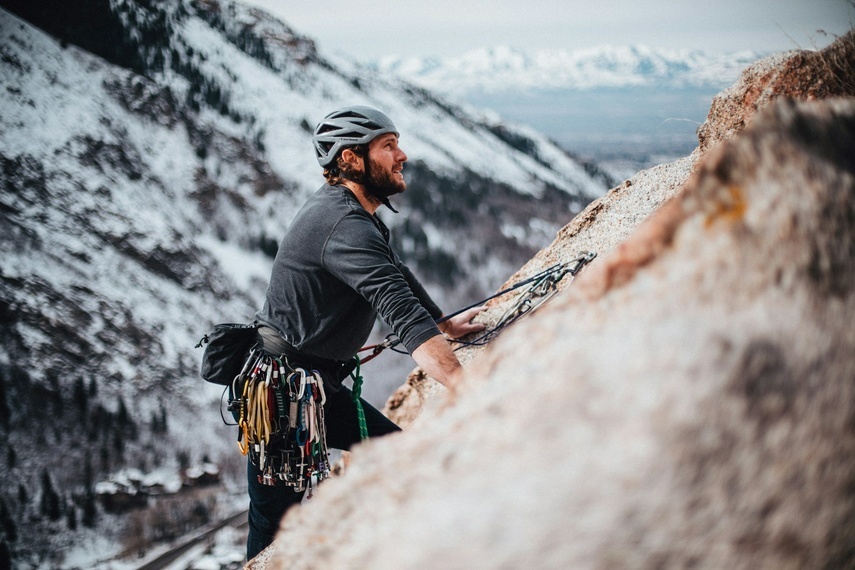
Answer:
[
  {"left": 339, "top": 154, "right": 405, "bottom": 212},
  {"left": 362, "top": 156, "right": 406, "bottom": 202}
]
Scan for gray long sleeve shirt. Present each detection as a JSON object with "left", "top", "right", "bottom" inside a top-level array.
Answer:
[{"left": 256, "top": 184, "right": 442, "bottom": 362}]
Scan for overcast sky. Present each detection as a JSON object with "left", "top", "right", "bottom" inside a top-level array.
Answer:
[{"left": 241, "top": 0, "right": 853, "bottom": 60}]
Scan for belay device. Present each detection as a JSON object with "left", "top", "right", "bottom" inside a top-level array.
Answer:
[{"left": 229, "top": 348, "right": 331, "bottom": 493}]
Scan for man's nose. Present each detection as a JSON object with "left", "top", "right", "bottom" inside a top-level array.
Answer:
[{"left": 397, "top": 147, "right": 407, "bottom": 162}]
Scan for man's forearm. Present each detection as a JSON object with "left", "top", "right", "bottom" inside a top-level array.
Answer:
[{"left": 411, "top": 334, "right": 462, "bottom": 389}]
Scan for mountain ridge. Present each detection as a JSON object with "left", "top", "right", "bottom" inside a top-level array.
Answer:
[
  {"left": 372, "top": 44, "right": 765, "bottom": 95},
  {"left": 373, "top": 44, "right": 767, "bottom": 162}
]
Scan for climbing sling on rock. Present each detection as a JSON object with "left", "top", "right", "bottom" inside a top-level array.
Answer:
[{"left": 357, "top": 251, "right": 597, "bottom": 360}]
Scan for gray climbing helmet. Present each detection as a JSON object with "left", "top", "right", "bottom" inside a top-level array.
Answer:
[{"left": 312, "top": 106, "right": 399, "bottom": 167}]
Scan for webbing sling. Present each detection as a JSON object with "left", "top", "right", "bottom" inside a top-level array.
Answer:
[{"left": 349, "top": 356, "right": 369, "bottom": 441}]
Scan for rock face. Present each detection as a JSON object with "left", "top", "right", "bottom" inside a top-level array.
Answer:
[{"left": 259, "top": 34, "right": 855, "bottom": 569}]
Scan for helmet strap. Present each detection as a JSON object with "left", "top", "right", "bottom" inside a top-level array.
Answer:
[{"left": 379, "top": 197, "right": 399, "bottom": 213}]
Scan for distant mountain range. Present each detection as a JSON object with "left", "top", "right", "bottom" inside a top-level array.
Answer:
[
  {"left": 372, "top": 45, "right": 765, "bottom": 95},
  {"left": 372, "top": 46, "right": 766, "bottom": 164}
]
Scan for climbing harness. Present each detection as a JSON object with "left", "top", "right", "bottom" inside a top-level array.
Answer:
[
  {"left": 357, "top": 251, "right": 597, "bottom": 359},
  {"left": 202, "top": 322, "right": 368, "bottom": 492},
  {"left": 227, "top": 348, "right": 332, "bottom": 491}
]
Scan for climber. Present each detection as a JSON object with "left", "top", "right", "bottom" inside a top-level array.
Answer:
[{"left": 245, "top": 105, "right": 486, "bottom": 559}]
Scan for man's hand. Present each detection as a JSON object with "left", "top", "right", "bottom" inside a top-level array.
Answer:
[
  {"left": 412, "top": 307, "right": 487, "bottom": 391},
  {"left": 437, "top": 306, "right": 487, "bottom": 340}
]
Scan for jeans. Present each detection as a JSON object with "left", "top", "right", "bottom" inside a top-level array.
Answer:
[{"left": 246, "top": 385, "right": 400, "bottom": 560}]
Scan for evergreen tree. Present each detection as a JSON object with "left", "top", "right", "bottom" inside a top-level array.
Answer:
[
  {"left": 73, "top": 376, "right": 88, "bottom": 414},
  {"left": 100, "top": 443, "right": 110, "bottom": 472},
  {"left": 0, "top": 541, "right": 10, "bottom": 570},
  {"left": 0, "top": 499, "right": 16, "bottom": 543},
  {"left": 113, "top": 430, "right": 125, "bottom": 460},
  {"left": 81, "top": 493, "right": 97, "bottom": 529},
  {"left": 0, "top": 376, "right": 8, "bottom": 431},
  {"left": 66, "top": 505, "right": 77, "bottom": 531},
  {"left": 117, "top": 397, "right": 130, "bottom": 427},
  {"left": 117, "top": 397, "right": 137, "bottom": 441},
  {"left": 83, "top": 454, "right": 94, "bottom": 495},
  {"left": 16, "top": 485, "right": 26, "bottom": 510},
  {"left": 39, "top": 470, "right": 61, "bottom": 522}
]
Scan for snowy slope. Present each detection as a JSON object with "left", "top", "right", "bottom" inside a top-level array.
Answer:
[{"left": 0, "top": 0, "right": 609, "bottom": 564}]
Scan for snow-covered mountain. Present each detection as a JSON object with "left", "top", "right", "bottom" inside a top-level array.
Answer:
[
  {"left": 0, "top": 0, "right": 608, "bottom": 565},
  {"left": 373, "top": 44, "right": 764, "bottom": 95}
]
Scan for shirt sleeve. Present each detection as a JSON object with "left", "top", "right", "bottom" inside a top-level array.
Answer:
[
  {"left": 322, "top": 211, "right": 441, "bottom": 354},
  {"left": 392, "top": 251, "right": 443, "bottom": 320}
]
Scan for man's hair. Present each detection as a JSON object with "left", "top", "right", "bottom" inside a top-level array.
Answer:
[{"left": 323, "top": 144, "right": 367, "bottom": 185}]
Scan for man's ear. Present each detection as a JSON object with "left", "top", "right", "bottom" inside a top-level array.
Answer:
[{"left": 340, "top": 148, "right": 362, "bottom": 169}]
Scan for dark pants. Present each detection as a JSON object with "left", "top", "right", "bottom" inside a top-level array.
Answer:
[{"left": 246, "top": 385, "right": 400, "bottom": 560}]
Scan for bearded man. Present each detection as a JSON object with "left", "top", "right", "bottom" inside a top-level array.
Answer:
[{"left": 246, "top": 105, "right": 484, "bottom": 559}]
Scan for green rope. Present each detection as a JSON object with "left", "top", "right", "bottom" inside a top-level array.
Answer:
[{"left": 350, "top": 355, "right": 369, "bottom": 440}]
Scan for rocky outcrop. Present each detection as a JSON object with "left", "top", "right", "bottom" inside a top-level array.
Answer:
[
  {"left": 258, "top": 33, "right": 855, "bottom": 569},
  {"left": 698, "top": 30, "right": 855, "bottom": 153}
]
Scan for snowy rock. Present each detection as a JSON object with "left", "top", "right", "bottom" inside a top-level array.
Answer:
[{"left": 385, "top": 29, "right": 855, "bottom": 426}]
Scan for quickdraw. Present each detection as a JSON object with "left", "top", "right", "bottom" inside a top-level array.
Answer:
[
  {"left": 357, "top": 251, "right": 597, "bottom": 358},
  {"left": 357, "top": 335, "right": 402, "bottom": 365},
  {"left": 453, "top": 251, "right": 596, "bottom": 348},
  {"left": 230, "top": 351, "right": 331, "bottom": 491}
]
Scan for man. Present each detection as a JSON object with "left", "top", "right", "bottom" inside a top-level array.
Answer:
[{"left": 246, "top": 105, "right": 485, "bottom": 558}]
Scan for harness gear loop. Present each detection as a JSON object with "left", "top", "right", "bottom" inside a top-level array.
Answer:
[{"left": 227, "top": 347, "right": 333, "bottom": 489}]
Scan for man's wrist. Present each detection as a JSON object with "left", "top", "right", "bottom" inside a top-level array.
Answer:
[{"left": 437, "top": 319, "right": 451, "bottom": 337}]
